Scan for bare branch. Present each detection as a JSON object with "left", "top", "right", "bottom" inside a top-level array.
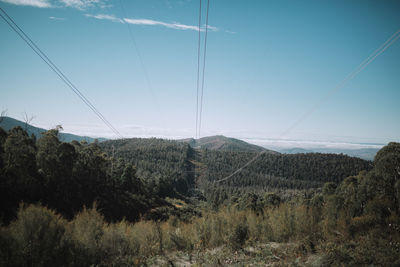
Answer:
[
  {"left": 22, "top": 112, "right": 35, "bottom": 131},
  {"left": 0, "top": 109, "right": 7, "bottom": 124},
  {"left": 56, "top": 125, "right": 64, "bottom": 132}
]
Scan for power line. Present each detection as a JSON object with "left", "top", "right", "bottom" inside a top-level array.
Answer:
[
  {"left": 119, "top": 0, "right": 152, "bottom": 89},
  {"left": 197, "top": 0, "right": 210, "bottom": 139},
  {"left": 195, "top": 0, "right": 202, "bottom": 139},
  {"left": 0, "top": 7, "right": 123, "bottom": 139},
  {"left": 215, "top": 29, "right": 400, "bottom": 183},
  {"left": 118, "top": 1, "right": 158, "bottom": 104}
]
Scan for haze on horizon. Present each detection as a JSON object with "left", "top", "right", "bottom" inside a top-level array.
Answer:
[{"left": 1, "top": 0, "right": 399, "bottom": 147}]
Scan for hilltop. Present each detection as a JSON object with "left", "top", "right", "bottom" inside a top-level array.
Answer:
[{"left": 180, "top": 135, "right": 277, "bottom": 153}]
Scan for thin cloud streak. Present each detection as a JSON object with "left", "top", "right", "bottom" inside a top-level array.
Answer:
[
  {"left": 49, "top": 16, "right": 65, "bottom": 20},
  {"left": 225, "top": 30, "right": 237, "bottom": 34},
  {"left": 84, "top": 13, "right": 121, "bottom": 23},
  {"left": 123, "top": 18, "right": 217, "bottom": 32},
  {"left": 84, "top": 13, "right": 218, "bottom": 32},
  {"left": 1, "top": 0, "right": 110, "bottom": 9},
  {"left": 0, "top": 0, "right": 52, "bottom": 8},
  {"left": 59, "top": 0, "right": 108, "bottom": 10}
]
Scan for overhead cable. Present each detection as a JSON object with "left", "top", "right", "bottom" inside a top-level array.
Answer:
[
  {"left": 195, "top": 0, "right": 202, "bottom": 139},
  {"left": 198, "top": 0, "right": 210, "bottom": 139},
  {"left": 0, "top": 7, "right": 123, "bottom": 138},
  {"left": 215, "top": 29, "right": 400, "bottom": 183}
]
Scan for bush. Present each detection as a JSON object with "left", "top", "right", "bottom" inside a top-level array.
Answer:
[
  {"left": 228, "top": 220, "right": 249, "bottom": 250},
  {"left": 7, "top": 203, "right": 69, "bottom": 267},
  {"left": 99, "top": 221, "right": 136, "bottom": 266},
  {"left": 0, "top": 226, "right": 18, "bottom": 267},
  {"left": 269, "top": 204, "right": 295, "bottom": 242},
  {"left": 131, "top": 221, "right": 163, "bottom": 258},
  {"left": 66, "top": 205, "right": 105, "bottom": 267},
  {"left": 348, "top": 215, "right": 376, "bottom": 237}
]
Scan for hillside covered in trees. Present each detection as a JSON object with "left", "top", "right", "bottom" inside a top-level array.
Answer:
[
  {"left": 0, "top": 126, "right": 200, "bottom": 225},
  {"left": 99, "top": 138, "right": 195, "bottom": 198},
  {"left": 100, "top": 137, "right": 372, "bottom": 205},
  {"left": 0, "top": 125, "right": 399, "bottom": 265},
  {"left": 0, "top": 116, "right": 105, "bottom": 143}
]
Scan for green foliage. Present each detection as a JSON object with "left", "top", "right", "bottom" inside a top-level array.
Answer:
[
  {"left": 264, "top": 192, "right": 281, "bottom": 207},
  {"left": 2, "top": 204, "right": 68, "bottom": 267},
  {"left": 201, "top": 150, "right": 371, "bottom": 188},
  {"left": 1, "top": 127, "right": 40, "bottom": 222},
  {"left": 0, "top": 127, "right": 163, "bottom": 223},
  {"left": 228, "top": 219, "right": 249, "bottom": 250},
  {"left": 322, "top": 182, "right": 337, "bottom": 196},
  {"left": 66, "top": 205, "right": 105, "bottom": 266},
  {"left": 99, "top": 221, "right": 136, "bottom": 266},
  {"left": 100, "top": 138, "right": 194, "bottom": 198},
  {"left": 1, "top": 126, "right": 399, "bottom": 266}
]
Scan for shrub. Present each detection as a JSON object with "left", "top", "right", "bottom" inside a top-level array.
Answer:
[
  {"left": 131, "top": 221, "right": 163, "bottom": 258},
  {"left": 348, "top": 215, "right": 376, "bottom": 237},
  {"left": 0, "top": 226, "right": 18, "bottom": 267},
  {"left": 8, "top": 203, "right": 69, "bottom": 267},
  {"left": 99, "top": 221, "right": 136, "bottom": 266},
  {"left": 194, "top": 214, "right": 213, "bottom": 249},
  {"left": 66, "top": 205, "right": 105, "bottom": 266},
  {"left": 269, "top": 204, "right": 295, "bottom": 242},
  {"left": 228, "top": 220, "right": 249, "bottom": 250}
]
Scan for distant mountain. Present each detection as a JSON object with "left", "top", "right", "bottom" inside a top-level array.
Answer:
[
  {"left": 180, "top": 135, "right": 278, "bottom": 153},
  {"left": 0, "top": 116, "right": 106, "bottom": 143},
  {"left": 278, "top": 148, "right": 312, "bottom": 154},
  {"left": 277, "top": 147, "right": 379, "bottom": 161}
]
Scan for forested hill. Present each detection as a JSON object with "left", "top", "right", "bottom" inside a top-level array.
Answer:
[
  {"left": 0, "top": 116, "right": 106, "bottom": 143},
  {"left": 278, "top": 147, "right": 380, "bottom": 161},
  {"left": 180, "top": 135, "right": 276, "bottom": 153},
  {"left": 0, "top": 125, "right": 374, "bottom": 224},
  {"left": 99, "top": 138, "right": 195, "bottom": 198},
  {"left": 0, "top": 126, "right": 182, "bottom": 224},
  {"left": 100, "top": 137, "right": 372, "bottom": 193},
  {"left": 200, "top": 150, "right": 372, "bottom": 192}
]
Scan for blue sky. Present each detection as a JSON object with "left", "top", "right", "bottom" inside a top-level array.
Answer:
[{"left": 0, "top": 0, "right": 399, "bottom": 147}]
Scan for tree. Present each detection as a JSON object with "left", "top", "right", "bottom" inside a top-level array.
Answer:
[
  {"left": 1, "top": 127, "right": 40, "bottom": 221},
  {"left": 0, "top": 109, "right": 7, "bottom": 124},
  {"left": 36, "top": 129, "right": 61, "bottom": 179},
  {"left": 21, "top": 112, "right": 35, "bottom": 131}
]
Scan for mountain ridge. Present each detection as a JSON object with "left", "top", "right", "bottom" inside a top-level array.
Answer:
[
  {"left": 0, "top": 116, "right": 106, "bottom": 143},
  {"left": 179, "top": 135, "right": 278, "bottom": 153}
]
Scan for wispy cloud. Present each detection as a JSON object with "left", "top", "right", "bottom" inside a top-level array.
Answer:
[
  {"left": 123, "top": 18, "right": 217, "bottom": 32},
  {"left": 0, "top": 0, "right": 52, "bottom": 8},
  {"left": 1, "top": 0, "right": 234, "bottom": 34},
  {"left": 49, "top": 16, "right": 65, "bottom": 20},
  {"left": 225, "top": 30, "right": 237, "bottom": 34},
  {"left": 84, "top": 13, "right": 121, "bottom": 23},
  {"left": 84, "top": 13, "right": 218, "bottom": 32},
  {"left": 1, "top": 0, "right": 110, "bottom": 9},
  {"left": 59, "top": 0, "right": 109, "bottom": 10}
]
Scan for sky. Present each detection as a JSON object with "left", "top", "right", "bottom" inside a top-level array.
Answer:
[{"left": 0, "top": 0, "right": 399, "bottom": 149}]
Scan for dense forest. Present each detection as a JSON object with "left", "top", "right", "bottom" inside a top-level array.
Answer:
[
  {"left": 198, "top": 150, "right": 372, "bottom": 207},
  {"left": 100, "top": 138, "right": 372, "bottom": 208},
  {"left": 99, "top": 138, "right": 195, "bottom": 198},
  {"left": 201, "top": 150, "right": 371, "bottom": 184},
  {"left": 0, "top": 126, "right": 199, "bottom": 225},
  {"left": 0, "top": 126, "right": 399, "bottom": 265}
]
